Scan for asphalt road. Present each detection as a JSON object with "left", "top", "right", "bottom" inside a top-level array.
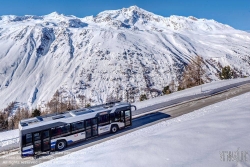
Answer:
[{"left": 0, "top": 83, "right": 250, "bottom": 167}]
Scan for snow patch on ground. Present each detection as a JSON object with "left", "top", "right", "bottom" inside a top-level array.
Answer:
[{"left": 0, "top": 129, "right": 19, "bottom": 142}]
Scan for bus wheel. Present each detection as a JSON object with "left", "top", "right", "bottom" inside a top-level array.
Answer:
[
  {"left": 56, "top": 140, "right": 67, "bottom": 151},
  {"left": 111, "top": 125, "right": 119, "bottom": 133}
]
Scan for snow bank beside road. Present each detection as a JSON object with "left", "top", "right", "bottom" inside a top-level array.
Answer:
[
  {"left": 0, "top": 129, "right": 19, "bottom": 152},
  {"left": 35, "top": 92, "right": 250, "bottom": 167},
  {"left": 0, "top": 129, "right": 19, "bottom": 142}
]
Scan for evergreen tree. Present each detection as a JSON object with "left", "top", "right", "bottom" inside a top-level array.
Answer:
[
  {"left": 0, "top": 113, "right": 5, "bottom": 131},
  {"left": 220, "top": 66, "right": 233, "bottom": 79},
  {"left": 32, "top": 109, "right": 41, "bottom": 117},
  {"left": 162, "top": 86, "right": 171, "bottom": 94},
  {"left": 140, "top": 94, "right": 147, "bottom": 101}
]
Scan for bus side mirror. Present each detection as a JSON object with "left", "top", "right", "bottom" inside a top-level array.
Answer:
[{"left": 131, "top": 105, "right": 136, "bottom": 111}]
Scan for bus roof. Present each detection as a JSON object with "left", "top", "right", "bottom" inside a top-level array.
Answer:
[{"left": 19, "top": 101, "right": 131, "bottom": 130}]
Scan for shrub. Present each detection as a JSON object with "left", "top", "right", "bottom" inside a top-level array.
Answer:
[
  {"left": 219, "top": 66, "right": 233, "bottom": 79},
  {"left": 162, "top": 86, "right": 171, "bottom": 94},
  {"left": 32, "top": 109, "right": 41, "bottom": 117},
  {"left": 140, "top": 94, "right": 147, "bottom": 101}
]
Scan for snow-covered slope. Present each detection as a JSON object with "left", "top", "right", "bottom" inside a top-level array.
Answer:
[
  {"left": 0, "top": 6, "right": 250, "bottom": 109},
  {"left": 35, "top": 92, "right": 250, "bottom": 167}
]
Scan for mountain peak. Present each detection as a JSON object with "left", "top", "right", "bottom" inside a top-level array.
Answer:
[
  {"left": 45, "top": 12, "right": 64, "bottom": 19},
  {"left": 94, "top": 5, "right": 156, "bottom": 25},
  {"left": 122, "top": 5, "right": 152, "bottom": 15},
  {"left": 126, "top": 5, "right": 140, "bottom": 11},
  {"left": 49, "top": 11, "right": 60, "bottom": 16}
]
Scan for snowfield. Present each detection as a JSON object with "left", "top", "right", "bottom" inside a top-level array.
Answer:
[
  {"left": 34, "top": 93, "right": 250, "bottom": 167},
  {"left": 0, "top": 6, "right": 250, "bottom": 110}
]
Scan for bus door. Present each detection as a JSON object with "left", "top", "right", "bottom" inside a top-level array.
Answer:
[
  {"left": 85, "top": 118, "right": 98, "bottom": 139},
  {"left": 41, "top": 130, "right": 50, "bottom": 152},
  {"left": 85, "top": 119, "right": 91, "bottom": 139},
  {"left": 91, "top": 118, "right": 98, "bottom": 137},
  {"left": 124, "top": 110, "right": 131, "bottom": 127},
  {"left": 33, "top": 132, "right": 41, "bottom": 154}
]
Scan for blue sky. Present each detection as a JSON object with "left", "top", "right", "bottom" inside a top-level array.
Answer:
[{"left": 0, "top": 0, "right": 249, "bottom": 30}]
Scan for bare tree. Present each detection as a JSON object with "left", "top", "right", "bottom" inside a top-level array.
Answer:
[
  {"left": 60, "top": 96, "right": 63, "bottom": 112},
  {"left": 55, "top": 90, "right": 60, "bottom": 113},
  {"left": 65, "top": 96, "right": 78, "bottom": 110},
  {"left": 179, "top": 55, "right": 206, "bottom": 90},
  {"left": 169, "top": 80, "right": 176, "bottom": 93},
  {"left": 115, "top": 87, "right": 120, "bottom": 101},
  {"left": 125, "top": 87, "right": 139, "bottom": 103},
  {"left": 71, "top": 96, "right": 79, "bottom": 110},
  {"left": 0, "top": 111, "right": 8, "bottom": 131},
  {"left": 47, "top": 90, "right": 60, "bottom": 114},
  {"left": 21, "top": 108, "right": 30, "bottom": 119},
  {"left": 106, "top": 93, "right": 118, "bottom": 103},
  {"left": 77, "top": 94, "right": 86, "bottom": 108}
]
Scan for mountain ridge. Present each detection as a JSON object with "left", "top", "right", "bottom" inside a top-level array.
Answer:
[{"left": 0, "top": 6, "right": 250, "bottom": 110}]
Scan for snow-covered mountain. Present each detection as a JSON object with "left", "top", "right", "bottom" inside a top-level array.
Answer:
[{"left": 0, "top": 6, "right": 250, "bottom": 110}]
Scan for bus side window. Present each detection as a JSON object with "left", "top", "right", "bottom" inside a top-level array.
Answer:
[
  {"left": 56, "top": 127, "right": 62, "bottom": 136},
  {"left": 98, "top": 114, "right": 109, "bottom": 126},
  {"left": 43, "top": 130, "right": 50, "bottom": 138},
  {"left": 115, "top": 111, "right": 121, "bottom": 121},
  {"left": 51, "top": 128, "right": 56, "bottom": 137},
  {"left": 33, "top": 132, "right": 41, "bottom": 141},
  {"left": 85, "top": 120, "right": 91, "bottom": 128},
  {"left": 25, "top": 133, "right": 32, "bottom": 146},
  {"left": 51, "top": 127, "right": 62, "bottom": 137},
  {"left": 72, "top": 121, "right": 84, "bottom": 132},
  {"left": 92, "top": 118, "right": 97, "bottom": 125},
  {"left": 62, "top": 124, "right": 70, "bottom": 134}
]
